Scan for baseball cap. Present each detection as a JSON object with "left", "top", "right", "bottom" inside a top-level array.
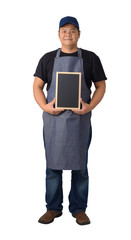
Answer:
[{"left": 59, "top": 16, "right": 79, "bottom": 30}]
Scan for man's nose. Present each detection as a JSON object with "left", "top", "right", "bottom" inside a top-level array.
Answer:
[{"left": 66, "top": 31, "right": 71, "bottom": 36}]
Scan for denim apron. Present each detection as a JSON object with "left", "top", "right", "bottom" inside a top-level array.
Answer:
[{"left": 42, "top": 48, "right": 91, "bottom": 170}]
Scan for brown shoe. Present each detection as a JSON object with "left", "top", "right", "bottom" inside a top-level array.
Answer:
[
  {"left": 38, "top": 210, "right": 62, "bottom": 224},
  {"left": 73, "top": 212, "right": 91, "bottom": 225}
]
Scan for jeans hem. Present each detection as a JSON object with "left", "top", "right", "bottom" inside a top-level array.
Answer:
[
  {"left": 47, "top": 208, "right": 63, "bottom": 213},
  {"left": 71, "top": 209, "right": 86, "bottom": 216}
]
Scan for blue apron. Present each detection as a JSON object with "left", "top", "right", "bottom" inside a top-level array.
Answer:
[{"left": 42, "top": 48, "right": 92, "bottom": 170}]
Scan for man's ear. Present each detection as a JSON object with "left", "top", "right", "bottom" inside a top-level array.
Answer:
[
  {"left": 78, "top": 30, "right": 81, "bottom": 38},
  {"left": 58, "top": 30, "right": 60, "bottom": 38}
]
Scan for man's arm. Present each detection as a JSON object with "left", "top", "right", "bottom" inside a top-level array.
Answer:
[
  {"left": 33, "top": 77, "right": 64, "bottom": 115},
  {"left": 33, "top": 77, "right": 47, "bottom": 110},
  {"left": 72, "top": 80, "right": 106, "bottom": 114},
  {"left": 89, "top": 80, "right": 106, "bottom": 111}
]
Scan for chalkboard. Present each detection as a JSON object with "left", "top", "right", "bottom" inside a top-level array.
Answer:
[{"left": 55, "top": 72, "right": 81, "bottom": 110}]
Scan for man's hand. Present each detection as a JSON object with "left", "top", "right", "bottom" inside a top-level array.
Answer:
[
  {"left": 72, "top": 98, "right": 92, "bottom": 115},
  {"left": 43, "top": 98, "right": 65, "bottom": 115}
]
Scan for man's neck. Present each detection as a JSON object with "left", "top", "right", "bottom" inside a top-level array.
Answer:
[{"left": 61, "top": 46, "right": 78, "bottom": 54}]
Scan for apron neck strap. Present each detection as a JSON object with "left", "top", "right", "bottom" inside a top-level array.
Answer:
[{"left": 56, "top": 48, "right": 82, "bottom": 58}]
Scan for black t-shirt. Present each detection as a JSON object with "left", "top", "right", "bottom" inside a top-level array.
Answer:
[{"left": 33, "top": 48, "right": 107, "bottom": 91}]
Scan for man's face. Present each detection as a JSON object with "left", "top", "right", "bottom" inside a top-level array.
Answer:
[{"left": 58, "top": 24, "right": 80, "bottom": 48}]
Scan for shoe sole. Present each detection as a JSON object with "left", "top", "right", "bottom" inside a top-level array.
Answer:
[
  {"left": 72, "top": 214, "right": 91, "bottom": 225},
  {"left": 38, "top": 212, "right": 62, "bottom": 224},
  {"left": 76, "top": 220, "right": 91, "bottom": 225}
]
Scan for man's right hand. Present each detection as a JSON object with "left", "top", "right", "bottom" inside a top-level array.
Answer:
[{"left": 43, "top": 98, "right": 65, "bottom": 115}]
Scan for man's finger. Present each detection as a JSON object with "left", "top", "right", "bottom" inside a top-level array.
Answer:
[
  {"left": 53, "top": 108, "right": 64, "bottom": 113},
  {"left": 72, "top": 110, "right": 81, "bottom": 114}
]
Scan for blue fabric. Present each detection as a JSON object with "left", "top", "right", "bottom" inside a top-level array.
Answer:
[
  {"left": 42, "top": 48, "right": 92, "bottom": 170},
  {"left": 59, "top": 16, "right": 79, "bottom": 30},
  {"left": 44, "top": 125, "right": 92, "bottom": 215}
]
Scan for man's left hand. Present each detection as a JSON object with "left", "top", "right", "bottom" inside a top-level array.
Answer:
[{"left": 72, "top": 98, "right": 92, "bottom": 115}]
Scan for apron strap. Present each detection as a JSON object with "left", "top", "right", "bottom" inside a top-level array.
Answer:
[
  {"left": 78, "top": 48, "right": 82, "bottom": 58},
  {"left": 56, "top": 48, "right": 82, "bottom": 58},
  {"left": 56, "top": 48, "right": 61, "bottom": 57}
]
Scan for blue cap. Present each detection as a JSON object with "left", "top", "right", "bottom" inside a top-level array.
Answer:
[{"left": 59, "top": 16, "right": 79, "bottom": 30}]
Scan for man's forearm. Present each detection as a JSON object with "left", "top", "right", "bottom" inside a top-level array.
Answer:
[
  {"left": 33, "top": 87, "right": 47, "bottom": 111},
  {"left": 89, "top": 85, "right": 106, "bottom": 111}
]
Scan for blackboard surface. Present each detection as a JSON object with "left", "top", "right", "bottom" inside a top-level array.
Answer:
[{"left": 55, "top": 72, "right": 81, "bottom": 110}]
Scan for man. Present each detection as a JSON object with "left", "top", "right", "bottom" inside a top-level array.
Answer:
[{"left": 33, "top": 16, "right": 107, "bottom": 225}]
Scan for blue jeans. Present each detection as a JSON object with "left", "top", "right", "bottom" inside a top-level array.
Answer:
[{"left": 43, "top": 125, "right": 92, "bottom": 215}]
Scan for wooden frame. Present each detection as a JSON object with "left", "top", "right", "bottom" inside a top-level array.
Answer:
[{"left": 55, "top": 72, "right": 81, "bottom": 110}]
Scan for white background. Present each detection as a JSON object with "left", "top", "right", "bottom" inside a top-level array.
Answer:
[{"left": 0, "top": 0, "right": 131, "bottom": 239}]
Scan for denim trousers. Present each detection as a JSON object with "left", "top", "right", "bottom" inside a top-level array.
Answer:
[{"left": 43, "top": 124, "right": 92, "bottom": 215}]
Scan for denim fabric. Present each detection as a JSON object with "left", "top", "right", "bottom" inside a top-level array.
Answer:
[
  {"left": 42, "top": 48, "right": 91, "bottom": 170},
  {"left": 44, "top": 125, "right": 92, "bottom": 215}
]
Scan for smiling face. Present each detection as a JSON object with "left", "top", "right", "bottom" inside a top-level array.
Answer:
[{"left": 58, "top": 23, "right": 80, "bottom": 51}]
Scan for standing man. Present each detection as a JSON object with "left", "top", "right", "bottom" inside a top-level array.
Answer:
[{"left": 33, "top": 16, "right": 107, "bottom": 225}]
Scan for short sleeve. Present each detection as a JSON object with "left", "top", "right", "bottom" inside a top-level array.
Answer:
[
  {"left": 33, "top": 57, "right": 47, "bottom": 82},
  {"left": 91, "top": 53, "right": 107, "bottom": 82}
]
